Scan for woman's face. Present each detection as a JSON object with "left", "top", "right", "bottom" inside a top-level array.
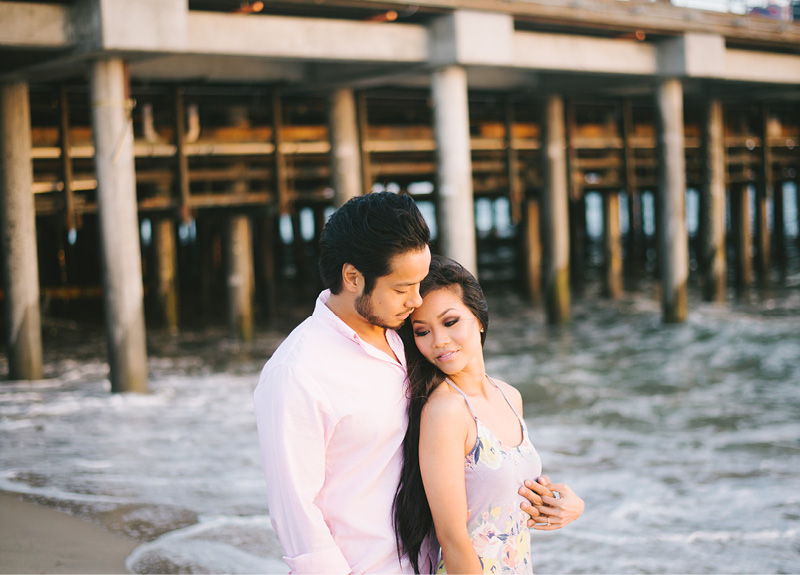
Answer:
[{"left": 409, "top": 286, "right": 484, "bottom": 378}]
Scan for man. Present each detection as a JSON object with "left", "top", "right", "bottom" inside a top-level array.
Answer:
[
  {"left": 254, "top": 192, "right": 581, "bottom": 574},
  {"left": 254, "top": 192, "right": 431, "bottom": 573}
]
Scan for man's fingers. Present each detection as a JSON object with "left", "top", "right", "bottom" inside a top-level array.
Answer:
[{"left": 541, "top": 495, "right": 562, "bottom": 507}]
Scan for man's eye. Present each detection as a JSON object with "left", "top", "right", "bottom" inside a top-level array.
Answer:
[{"left": 395, "top": 290, "right": 408, "bottom": 295}]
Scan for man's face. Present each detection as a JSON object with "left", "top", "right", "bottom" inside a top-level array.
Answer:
[{"left": 355, "top": 246, "right": 431, "bottom": 330}]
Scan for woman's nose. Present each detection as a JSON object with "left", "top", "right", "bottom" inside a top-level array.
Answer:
[{"left": 432, "top": 329, "right": 450, "bottom": 348}]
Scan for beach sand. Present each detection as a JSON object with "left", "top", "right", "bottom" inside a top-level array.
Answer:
[{"left": 0, "top": 492, "right": 139, "bottom": 574}]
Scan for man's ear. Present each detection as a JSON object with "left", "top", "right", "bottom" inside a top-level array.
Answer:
[{"left": 341, "top": 263, "right": 361, "bottom": 293}]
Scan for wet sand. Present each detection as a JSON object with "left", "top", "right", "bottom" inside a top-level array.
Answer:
[{"left": 0, "top": 492, "right": 139, "bottom": 574}]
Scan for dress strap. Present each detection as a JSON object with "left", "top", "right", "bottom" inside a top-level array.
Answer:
[
  {"left": 443, "top": 379, "right": 478, "bottom": 420},
  {"left": 486, "top": 375, "right": 526, "bottom": 429}
]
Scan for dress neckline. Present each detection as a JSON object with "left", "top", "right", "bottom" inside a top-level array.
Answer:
[{"left": 445, "top": 377, "right": 527, "bottom": 450}]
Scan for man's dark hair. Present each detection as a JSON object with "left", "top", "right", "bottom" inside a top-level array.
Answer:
[{"left": 318, "top": 192, "right": 431, "bottom": 295}]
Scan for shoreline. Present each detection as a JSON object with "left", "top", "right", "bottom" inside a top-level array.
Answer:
[{"left": 0, "top": 492, "right": 140, "bottom": 574}]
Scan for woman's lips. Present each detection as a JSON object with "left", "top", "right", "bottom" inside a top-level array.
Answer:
[{"left": 436, "top": 350, "right": 457, "bottom": 361}]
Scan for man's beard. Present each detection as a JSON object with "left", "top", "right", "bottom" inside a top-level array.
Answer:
[{"left": 355, "top": 291, "right": 403, "bottom": 330}]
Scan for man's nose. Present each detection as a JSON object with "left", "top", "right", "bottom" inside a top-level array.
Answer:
[{"left": 407, "top": 286, "right": 422, "bottom": 309}]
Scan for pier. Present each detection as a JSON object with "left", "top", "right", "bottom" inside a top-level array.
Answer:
[{"left": 1, "top": 0, "right": 799, "bottom": 389}]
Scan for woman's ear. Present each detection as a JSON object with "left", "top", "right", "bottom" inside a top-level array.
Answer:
[{"left": 341, "top": 263, "right": 362, "bottom": 293}]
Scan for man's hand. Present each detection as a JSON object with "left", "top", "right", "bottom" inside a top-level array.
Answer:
[{"left": 519, "top": 475, "right": 584, "bottom": 530}]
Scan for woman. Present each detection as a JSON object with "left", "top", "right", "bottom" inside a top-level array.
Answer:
[{"left": 394, "top": 255, "right": 582, "bottom": 574}]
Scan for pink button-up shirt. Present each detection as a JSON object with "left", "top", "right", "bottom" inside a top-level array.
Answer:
[{"left": 254, "top": 290, "right": 414, "bottom": 574}]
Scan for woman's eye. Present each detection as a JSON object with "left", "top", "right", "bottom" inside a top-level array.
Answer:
[
  {"left": 413, "top": 330, "right": 429, "bottom": 338},
  {"left": 444, "top": 318, "right": 459, "bottom": 327}
]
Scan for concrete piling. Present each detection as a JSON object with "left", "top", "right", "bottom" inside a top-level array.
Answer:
[
  {"left": 329, "top": 88, "right": 363, "bottom": 206},
  {"left": 89, "top": 58, "right": 148, "bottom": 393},
  {"left": 700, "top": 99, "right": 727, "bottom": 303},
  {"left": 541, "top": 95, "right": 571, "bottom": 324},
  {"left": 655, "top": 79, "right": 688, "bottom": 323},
  {"left": 432, "top": 65, "right": 477, "bottom": 276},
  {"left": 0, "top": 81, "right": 43, "bottom": 381}
]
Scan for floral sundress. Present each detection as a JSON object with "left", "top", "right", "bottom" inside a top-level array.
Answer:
[{"left": 435, "top": 377, "right": 542, "bottom": 574}]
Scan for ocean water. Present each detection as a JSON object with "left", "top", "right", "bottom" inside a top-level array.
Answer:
[{"left": 1, "top": 284, "right": 799, "bottom": 574}]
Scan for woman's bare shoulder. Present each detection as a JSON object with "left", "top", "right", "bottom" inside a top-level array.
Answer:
[{"left": 422, "top": 383, "right": 472, "bottom": 424}]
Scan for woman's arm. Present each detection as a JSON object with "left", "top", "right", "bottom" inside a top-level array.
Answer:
[{"left": 419, "top": 394, "right": 483, "bottom": 575}]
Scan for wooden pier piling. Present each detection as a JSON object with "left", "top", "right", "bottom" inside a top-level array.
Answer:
[
  {"left": 732, "top": 184, "right": 753, "bottom": 290},
  {"left": 523, "top": 198, "right": 542, "bottom": 306},
  {"left": 621, "top": 100, "right": 644, "bottom": 279},
  {"left": 227, "top": 214, "right": 254, "bottom": 342},
  {"left": 700, "top": 99, "right": 727, "bottom": 303},
  {"left": 0, "top": 81, "right": 43, "bottom": 381},
  {"left": 773, "top": 180, "right": 787, "bottom": 280},
  {"left": 755, "top": 104, "right": 773, "bottom": 285},
  {"left": 603, "top": 191, "right": 623, "bottom": 299},
  {"left": 154, "top": 213, "right": 179, "bottom": 334}
]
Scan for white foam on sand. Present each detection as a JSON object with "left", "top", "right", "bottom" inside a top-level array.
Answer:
[{"left": 126, "top": 516, "right": 289, "bottom": 574}]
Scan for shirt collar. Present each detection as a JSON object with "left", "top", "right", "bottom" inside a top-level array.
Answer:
[{"left": 314, "top": 290, "right": 406, "bottom": 369}]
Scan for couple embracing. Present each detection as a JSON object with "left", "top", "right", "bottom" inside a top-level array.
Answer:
[{"left": 254, "top": 192, "right": 583, "bottom": 574}]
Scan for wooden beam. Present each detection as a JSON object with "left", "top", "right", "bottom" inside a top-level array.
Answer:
[
  {"left": 272, "top": 90, "right": 290, "bottom": 214},
  {"left": 58, "top": 85, "right": 76, "bottom": 231},
  {"left": 755, "top": 103, "right": 772, "bottom": 285},
  {"left": 505, "top": 98, "right": 523, "bottom": 224},
  {"left": 620, "top": 98, "right": 644, "bottom": 277},
  {"left": 356, "top": 90, "right": 372, "bottom": 195},
  {"left": 173, "top": 87, "right": 191, "bottom": 223}
]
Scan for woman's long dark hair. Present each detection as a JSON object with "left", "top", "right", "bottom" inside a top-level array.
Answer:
[{"left": 393, "top": 255, "right": 489, "bottom": 573}]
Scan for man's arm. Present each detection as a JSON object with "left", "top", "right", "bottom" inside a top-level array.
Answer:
[{"left": 254, "top": 363, "right": 350, "bottom": 574}]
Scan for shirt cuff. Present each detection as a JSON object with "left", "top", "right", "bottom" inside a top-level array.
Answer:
[{"left": 285, "top": 546, "right": 351, "bottom": 574}]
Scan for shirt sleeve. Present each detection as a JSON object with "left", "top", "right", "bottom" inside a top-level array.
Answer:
[{"left": 253, "top": 363, "right": 351, "bottom": 574}]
